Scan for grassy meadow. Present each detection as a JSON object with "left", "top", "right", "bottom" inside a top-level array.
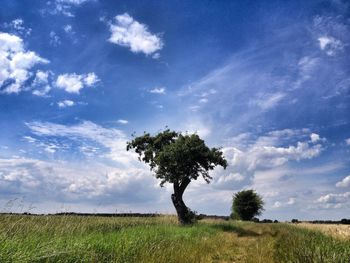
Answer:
[
  {"left": 295, "top": 222, "right": 350, "bottom": 240},
  {"left": 0, "top": 214, "right": 350, "bottom": 263}
]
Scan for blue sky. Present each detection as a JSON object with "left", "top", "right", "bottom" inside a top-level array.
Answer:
[{"left": 0, "top": 0, "right": 349, "bottom": 220}]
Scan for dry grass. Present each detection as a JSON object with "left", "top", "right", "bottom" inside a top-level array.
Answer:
[{"left": 295, "top": 223, "right": 350, "bottom": 240}]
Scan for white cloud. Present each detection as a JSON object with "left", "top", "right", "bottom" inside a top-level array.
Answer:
[
  {"left": 57, "top": 0, "right": 91, "bottom": 4},
  {"left": 224, "top": 140, "right": 322, "bottom": 172},
  {"left": 23, "top": 136, "right": 37, "bottom": 143},
  {"left": 310, "top": 133, "right": 320, "bottom": 143},
  {"left": 117, "top": 119, "right": 129, "bottom": 124},
  {"left": 3, "top": 18, "right": 32, "bottom": 36},
  {"left": 318, "top": 36, "right": 344, "bottom": 56},
  {"left": 33, "top": 70, "right": 49, "bottom": 85},
  {"left": 83, "top": 72, "right": 99, "bottom": 86},
  {"left": 287, "top": 197, "right": 296, "bottom": 205},
  {"left": 49, "top": 31, "right": 61, "bottom": 46},
  {"left": 217, "top": 173, "right": 244, "bottom": 183},
  {"left": 26, "top": 120, "right": 135, "bottom": 165},
  {"left": 63, "top": 24, "right": 73, "bottom": 33},
  {"left": 55, "top": 73, "right": 99, "bottom": 93},
  {"left": 345, "top": 138, "right": 350, "bottom": 145},
  {"left": 0, "top": 32, "right": 49, "bottom": 94},
  {"left": 0, "top": 157, "right": 162, "bottom": 209},
  {"left": 52, "top": 0, "right": 95, "bottom": 17},
  {"left": 250, "top": 92, "right": 286, "bottom": 110},
  {"left": 149, "top": 87, "right": 166, "bottom": 94},
  {"left": 273, "top": 201, "right": 282, "bottom": 208},
  {"left": 184, "top": 119, "right": 211, "bottom": 138},
  {"left": 32, "top": 86, "right": 51, "bottom": 97},
  {"left": 336, "top": 175, "right": 350, "bottom": 188},
  {"left": 108, "top": 13, "right": 163, "bottom": 55},
  {"left": 31, "top": 70, "right": 51, "bottom": 97},
  {"left": 214, "top": 129, "right": 326, "bottom": 197},
  {"left": 272, "top": 198, "right": 296, "bottom": 208},
  {"left": 317, "top": 192, "right": 350, "bottom": 204},
  {"left": 58, "top": 100, "right": 75, "bottom": 108}
]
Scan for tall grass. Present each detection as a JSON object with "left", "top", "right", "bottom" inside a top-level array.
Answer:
[
  {"left": 274, "top": 224, "right": 350, "bottom": 263},
  {"left": 0, "top": 215, "right": 349, "bottom": 262}
]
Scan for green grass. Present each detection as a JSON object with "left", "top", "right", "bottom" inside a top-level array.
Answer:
[{"left": 0, "top": 215, "right": 349, "bottom": 262}]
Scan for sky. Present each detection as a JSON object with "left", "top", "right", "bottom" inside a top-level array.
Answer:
[{"left": 0, "top": 0, "right": 349, "bottom": 220}]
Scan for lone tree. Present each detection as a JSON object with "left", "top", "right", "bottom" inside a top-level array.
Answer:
[
  {"left": 231, "top": 190, "right": 264, "bottom": 221},
  {"left": 127, "top": 129, "right": 227, "bottom": 225}
]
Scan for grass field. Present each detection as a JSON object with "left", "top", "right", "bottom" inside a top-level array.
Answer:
[
  {"left": 295, "top": 222, "right": 350, "bottom": 240},
  {"left": 1, "top": 215, "right": 350, "bottom": 263}
]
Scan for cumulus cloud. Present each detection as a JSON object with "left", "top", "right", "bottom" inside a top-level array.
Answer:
[
  {"left": 317, "top": 192, "right": 350, "bottom": 206},
  {"left": 55, "top": 72, "right": 99, "bottom": 93},
  {"left": 0, "top": 32, "right": 49, "bottom": 94},
  {"left": 149, "top": 87, "right": 166, "bottom": 94},
  {"left": 108, "top": 13, "right": 163, "bottom": 55},
  {"left": 0, "top": 157, "right": 162, "bottom": 209},
  {"left": 224, "top": 140, "right": 322, "bottom": 172},
  {"left": 57, "top": 100, "right": 75, "bottom": 108},
  {"left": 310, "top": 133, "right": 320, "bottom": 143},
  {"left": 31, "top": 70, "right": 51, "bottom": 96},
  {"left": 211, "top": 128, "right": 325, "bottom": 196},
  {"left": 336, "top": 175, "right": 350, "bottom": 188}
]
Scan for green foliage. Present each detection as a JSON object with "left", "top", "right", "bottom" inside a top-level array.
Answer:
[
  {"left": 126, "top": 129, "right": 228, "bottom": 186},
  {"left": 231, "top": 190, "right": 264, "bottom": 221},
  {"left": 2, "top": 215, "right": 350, "bottom": 263}
]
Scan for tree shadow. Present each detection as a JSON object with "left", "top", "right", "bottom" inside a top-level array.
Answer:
[{"left": 211, "top": 223, "right": 260, "bottom": 237}]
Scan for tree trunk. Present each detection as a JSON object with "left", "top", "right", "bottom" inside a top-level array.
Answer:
[{"left": 171, "top": 178, "right": 191, "bottom": 225}]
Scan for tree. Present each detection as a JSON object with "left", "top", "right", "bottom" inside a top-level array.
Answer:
[
  {"left": 231, "top": 190, "right": 264, "bottom": 221},
  {"left": 126, "top": 129, "right": 227, "bottom": 225}
]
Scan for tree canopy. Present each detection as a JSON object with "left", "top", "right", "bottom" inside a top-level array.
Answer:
[
  {"left": 231, "top": 189, "right": 264, "bottom": 221},
  {"left": 127, "top": 129, "right": 227, "bottom": 224}
]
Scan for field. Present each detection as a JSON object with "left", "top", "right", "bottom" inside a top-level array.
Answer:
[
  {"left": 1, "top": 215, "right": 350, "bottom": 263},
  {"left": 296, "top": 222, "right": 350, "bottom": 240}
]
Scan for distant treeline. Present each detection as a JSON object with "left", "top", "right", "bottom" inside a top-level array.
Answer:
[
  {"left": 307, "top": 219, "right": 350, "bottom": 225},
  {"left": 0, "top": 212, "right": 160, "bottom": 217},
  {"left": 1, "top": 213, "right": 349, "bottom": 224},
  {"left": 0, "top": 212, "right": 230, "bottom": 220}
]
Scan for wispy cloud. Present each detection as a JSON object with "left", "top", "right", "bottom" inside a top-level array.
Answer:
[
  {"left": 50, "top": 0, "right": 95, "bottom": 17},
  {"left": 3, "top": 18, "right": 32, "bottom": 36},
  {"left": 117, "top": 119, "right": 129, "bottom": 124},
  {"left": 149, "top": 87, "right": 166, "bottom": 94},
  {"left": 26, "top": 120, "right": 134, "bottom": 165}
]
